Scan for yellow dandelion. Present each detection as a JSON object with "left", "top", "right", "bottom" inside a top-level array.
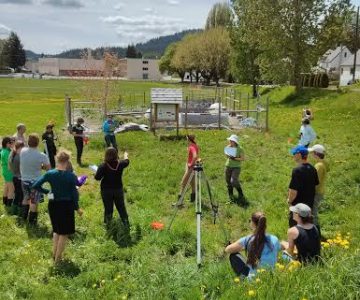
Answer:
[
  {"left": 121, "top": 295, "right": 128, "bottom": 300},
  {"left": 234, "top": 277, "right": 240, "bottom": 283},
  {"left": 327, "top": 239, "right": 333, "bottom": 244},
  {"left": 114, "top": 278, "right": 118, "bottom": 282},
  {"left": 248, "top": 290, "right": 256, "bottom": 297},
  {"left": 257, "top": 268, "right": 266, "bottom": 273},
  {"left": 255, "top": 278, "right": 261, "bottom": 283},
  {"left": 101, "top": 279, "right": 106, "bottom": 285},
  {"left": 276, "top": 263, "right": 285, "bottom": 270},
  {"left": 92, "top": 284, "right": 97, "bottom": 288},
  {"left": 343, "top": 245, "right": 349, "bottom": 250},
  {"left": 117, "top": 274, "right": 122, "bottom": 280},
  {"left": 321, "top": 242, "right": 330, "bottom": 248}
]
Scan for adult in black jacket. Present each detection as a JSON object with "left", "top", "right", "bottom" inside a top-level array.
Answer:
[{"left": 95, "top": 147, "right": 129, "bottom": 226}]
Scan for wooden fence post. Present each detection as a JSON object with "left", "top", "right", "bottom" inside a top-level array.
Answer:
[
  {"left": 185, "top": 96, "right": 188, "bottom": 130},
  {"left": 265, "top": 96, "right": 270, "bottom": 132},
  {"left": 247, "top": 93, "right": 250, "bottom": 118}
]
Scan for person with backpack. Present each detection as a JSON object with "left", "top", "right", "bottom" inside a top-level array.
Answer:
[
  {"left": 8, "top": 140, "right": 25, "bottom": 214},
  {"left": 95, "top": 147, "right": 130, "bottom": 227},
  {"left": 225, "top": 212, "right": 281, "bottom": 277},
  {"left": 1, "top": 137, "right": 15, "bottom": 208}
]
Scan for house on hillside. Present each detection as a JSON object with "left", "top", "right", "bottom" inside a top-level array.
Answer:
[
  {"left": 339, "top": 50, "right": 360, "bottom": 86},
  {"left": 26, "top": 57, "right": 162, "bottom": 80},
  {"left": 318, "top": 46, "right": 350, "bottom": 80}
]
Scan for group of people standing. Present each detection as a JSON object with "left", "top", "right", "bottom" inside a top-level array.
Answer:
[{"left": 1, "top": 119, "right": 130, "bottom": 264}]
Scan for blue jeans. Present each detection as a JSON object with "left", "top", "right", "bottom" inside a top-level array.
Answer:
[{"left": 105, "top": 134, "right": 117, "bottom": 150}]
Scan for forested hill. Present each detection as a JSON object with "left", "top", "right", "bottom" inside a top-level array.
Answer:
[{"left": 27, "top": 29, "right": 200, "bottom": 60}]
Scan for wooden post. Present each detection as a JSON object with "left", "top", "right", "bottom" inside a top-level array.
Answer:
[
  {"left": 218, "top": 92, "right": 222, "bottom": 130},
  {"left": 247, "top": 93, "right": 250, "bottom": 118},
  {"left": 265, "top": 96, "right": 270, "bottom": 132},
  {"left": 185, "top": 96, "right": 188, "bottom": 130},
  {"left": 65, "top": 94, "right": 72, "bottom": 131},
  {"left": 143, "top": 91, "right": 146, "bottom": 108},
  {"left": 176, "top": 104, "right": 179, "bottom": 137}
]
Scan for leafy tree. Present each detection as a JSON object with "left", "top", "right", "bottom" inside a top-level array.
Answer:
[
  {"left": 205, "top": 2, "right": 232, "bottom": 30},
  {"left": 1, "top": 32, "right": 26, "bottom": 69},
  {"left": 159, "top": 43, "right": 185, "bottom": 81}
]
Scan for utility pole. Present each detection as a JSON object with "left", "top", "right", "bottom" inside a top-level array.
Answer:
[{"left": 352, "top": 6, "right": 359, "bottom": 83}]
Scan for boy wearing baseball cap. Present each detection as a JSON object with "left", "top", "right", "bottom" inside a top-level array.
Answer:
[
  {"left": 308, "top": 144, "right": 329, "bottom": 231},
  {"left": 287, "top": 145, "right": 319, "bottom": 227}
]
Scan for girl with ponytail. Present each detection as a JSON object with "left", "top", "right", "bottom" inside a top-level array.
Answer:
[{"left": 225, "top": 212, "right": 281, "bottom": 277}]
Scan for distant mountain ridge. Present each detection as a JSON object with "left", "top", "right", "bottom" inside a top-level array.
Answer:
[{"left": 26, "top": 29, "right": 201, "bottom": 60}]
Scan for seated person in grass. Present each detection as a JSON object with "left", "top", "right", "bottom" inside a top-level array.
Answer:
[
  {"left": 281, "top": 203, "right": 321, "bottom": 264},
  {"left": 225, "top": 212, "right": 281, "bottom": 278}
]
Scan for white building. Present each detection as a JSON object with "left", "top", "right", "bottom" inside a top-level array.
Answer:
[
  {"left": 318, "top": 46, "right": 350, "bottom": 80},
  {"left": 339, "top": 50, "right": 360, "bottom": 86}
]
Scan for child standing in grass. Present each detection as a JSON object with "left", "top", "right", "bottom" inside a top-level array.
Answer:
[
  {"left": 225, "top": 212, "right": 281, "bottom": 277},
  {"left": 298, "top": 118, "right": 316, "bottom": 147},
  {"left": 95, "top": 147, "right": 130, "bottom": 227},
  {"left": 42, "top": 124, "right": 57, "bottom": 169},
  {"left": 308, "top": 144, "right": 329, "bottom": 233},
  {"left": 8, "top": 140, "right": 25, "bottom": 214},
  {"left": 32, "top": 151, "right": 83, "bottom": 263},
  {"left": 71, "top": 117, "right": 85, "bottom": 166},
  {"left": 224, "top": 134, "right": 249, "bottom": 207},
  {"left": 1, "top": 137, "right": 15, "bottom": 208}
]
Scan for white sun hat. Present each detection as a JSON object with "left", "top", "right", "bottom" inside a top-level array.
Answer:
[{"left": 227, "top": 134, "right": 239, "bottom": 144}]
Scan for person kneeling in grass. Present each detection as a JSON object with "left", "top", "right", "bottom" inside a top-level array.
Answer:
[
  {"left": 95, "top": 147, "right": 130, "bottom": 227},
  {"left": 1, "top": 137, "right": 15, "bottom": 209},
  {"left": 281, "top": 203, "right": 321, "bottom": 263},
  {"left": 32, "top": 151, "right": 83, "bottom": 263},
  {"left": 225, "top": 212, "right": 281, "bottom": 278}
]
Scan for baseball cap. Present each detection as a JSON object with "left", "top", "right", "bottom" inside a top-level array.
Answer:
[
  {"left": 290, "top": 203, "right": 312, "bottom": 217},
  {"left": 290, "top": 145, "right": 308, "bottom": 156},
  {"left": 227, "top": 134, "right": 239, "bottom": 144},
  {"left": 308, "top": 144, "right": 325, "bottom": 154}
]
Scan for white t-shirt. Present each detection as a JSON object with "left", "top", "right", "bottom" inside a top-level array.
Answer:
[{"left": 20, "top": 147, "right": 49, "bottom": 181}]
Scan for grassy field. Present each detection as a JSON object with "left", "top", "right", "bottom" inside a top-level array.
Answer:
[{"left": 0, "top": 78, "right": 359, "bottom": 299}]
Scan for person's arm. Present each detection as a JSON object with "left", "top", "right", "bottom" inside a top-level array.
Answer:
[
  {"left": 31, "top": 173, "right": 50, "bottom": 194},
  {"left": 287, "top": 189, "right": 298, "bottom": 205},
  {"left": 41, "top": 154, "right": 51, "bottom": 171},
  {"left": 229, "top": 147, "right": 245, "bottom": 161},
  {"left": 94, "top": 164, "right": 105, "bottom": 180},
  {"left": 283, "top": 227, "right": 299, "bottom": 256},
  {"left": 225, "top": 237, "right": 246, "bottom": 254}
]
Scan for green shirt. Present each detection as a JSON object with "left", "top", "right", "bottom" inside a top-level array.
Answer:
[
  {"left": 225, "top": 146, "right": 243, "bottom": 168},
  {"left": 1, "top": 148, "right": 13, "bottom": 179}
]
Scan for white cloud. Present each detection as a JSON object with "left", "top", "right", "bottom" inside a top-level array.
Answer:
[
  {"left": 167, "top": 0, "right": 179, "bottom": 5},
  {"left": 0, "top": 23, "right": 11, "bottom": 37},
  {"left": 101, "top": 14, "right": 185, "bottom": 45}
]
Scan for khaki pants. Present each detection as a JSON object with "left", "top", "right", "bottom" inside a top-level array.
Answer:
[{"left": 180, "top": 164, "right": 195, "bottom": 194}]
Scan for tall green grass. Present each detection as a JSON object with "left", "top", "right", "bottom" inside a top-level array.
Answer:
[{"left": 0, "top": 79, "right": 359, "bottom": 299}]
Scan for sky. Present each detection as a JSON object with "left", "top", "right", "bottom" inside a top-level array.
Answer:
[{"left": 0, "top": 0, "right": 223, "bottom": 54}]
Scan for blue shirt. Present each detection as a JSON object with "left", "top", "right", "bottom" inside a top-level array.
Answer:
[
  {"left": 32, "top": 169, "right": 79, "bottom": 209},
  {"left": 102, "top": 119, "right": 116, "bottom": 135},
  {"left": 239, "top": 234, "right": 281, "bottom": 275}
]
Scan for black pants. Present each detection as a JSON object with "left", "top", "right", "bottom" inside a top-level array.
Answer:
[
  {"left": 105, "top": 134, "right": 117, "bottom": 150},
  {"left": 48, "top": 149, "right": 56, "bottom": 169},
  {"left": 101, "top": 189, "right": 128, "bottom": 225},
  {"left": 13, "top": 176, "right": 23, "bottom": 206},
  {"left": 74, "top": 137, "right": 83, "bottom": 163},
  {"left": 229, "top": 253, "right": 250, "bottom": 277}
]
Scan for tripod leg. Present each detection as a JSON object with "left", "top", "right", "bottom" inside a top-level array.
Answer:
[{"left": 195, "top": 168, "right": 202, "bottom": 267}]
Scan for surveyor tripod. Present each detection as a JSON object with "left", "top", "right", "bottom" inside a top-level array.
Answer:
[{"left": 169, "top": 159, "right": 221, "bottom": 267}]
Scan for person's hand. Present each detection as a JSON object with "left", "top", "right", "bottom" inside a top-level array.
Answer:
[
  {"left": 124, "top": 151, "right": 129, "bottom": 160},
  {"left": 77, "top": 208, "right": 84, "bottom": 217}
]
